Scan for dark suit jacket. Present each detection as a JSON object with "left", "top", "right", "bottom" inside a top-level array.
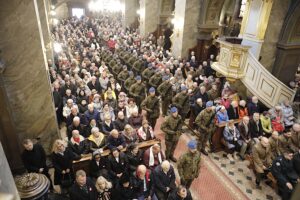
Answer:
[
  {"left": 227, "top": 105, "right": 239, "bottom": 120},
  {"left": 249, "top": 119, "right": 263, "bottom": 138},
  {"left": 69, "top": 178, "right": 97, "bottom": 200},
  {"left": 153, "top": 165, "right": 176, "bottom": 194},
  {"left": 238, "top": 122, "right": 251, "bottom": 141},
  {"left": 108, "top": 152, "right": 128, "bottom": 178}
]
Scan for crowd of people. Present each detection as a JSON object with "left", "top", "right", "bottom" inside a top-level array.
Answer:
[{"left": 20, "top": 13, "right": 300, "bottom": 200}]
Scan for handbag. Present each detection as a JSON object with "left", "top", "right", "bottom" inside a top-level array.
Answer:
[{"left": 61, "top": 173, "right": 73, "bottom": 188}]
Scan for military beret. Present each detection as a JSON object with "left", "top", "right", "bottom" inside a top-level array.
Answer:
[
  {"left": 162, "top": 76, "right": 169, "bottom": 81},
  {"left": 135, "top": 75, "right": 141, "bottom": 80},
  {"left": 128, "top": 71, "right": 134, "bottom": 76},
  {"left": 149, "top": 87, "right": 155, "bottom": 93},
  {"left": 206, "top": 101, "right": 214, "bottom": 107},
  {"left": 170, "top": 107, "right": 178, "bottom": 113},
  {"left": 181, "top": 85, "right": 187, "bottom": 91},
  {"left": 187, "top": 140, "right": 197, "bottom": 149}
]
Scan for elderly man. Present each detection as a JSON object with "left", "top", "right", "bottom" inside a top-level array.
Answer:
[
  {"left": 114, "top": 111, "right": 128, "bottom": 132},
  {"left": 249, "top": 112, "right": 263, "bottom": 143},
  {"left": 161, "top": 107, "right": 183, "bottom": 162},
  {"left": 66, "top": 106, "right": 86, "bottom": 126},
  {"left": 133, "top": 165, "right": 157, "bottom": 200},
  {"left": 177, "top": 140, "right": 201, "bottom": 189},
  {"left": 69, "top": 170, "right": 97, "bottom": 200},
  {"left": 291, "top": 123, "right": 300, "bottom": 152},
  {"left": 253, "top": 137, "right": 272, "bottom": 186},
  {"left": 63, "top": 99, "right": 76, "bottom": 118},
  {"left": 107, "top": 129, "right": 126, "bottom": 150},
  {"left": 269, "top": 131, "right": 280, "bottom": 160},
  {"left": 278, "top": 130, "right": 295, "bottom": 154},
  {"left": 67, "top": 116, "right": 87, "bottom": 139},
  {"left": 281, "top": 100, "right": 294, "bottom": 128},
  {"left": 143, "top": 144, "right": 165, "bottom": 170},
  {"left": 227, "top": 101, "right": 239, "bottom": 120},
  {"left": 84, "top": 104, "right": 100, "bottom": 123},
  {"left": 238, "top": 116, "right": 251, "bottom": 158},
  {"left": 189, "top": 98, "right": 205, "bottom": 128},
  {"left": 153, "top": 161, "right": 176, "bottom": 200}
]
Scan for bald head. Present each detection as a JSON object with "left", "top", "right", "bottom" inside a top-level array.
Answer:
[
  {"left": 292, "top": 123, "right": 300, "bottom": 132},
  {"left": 261, "top": 137, "right": 269, "bottom": 147}
]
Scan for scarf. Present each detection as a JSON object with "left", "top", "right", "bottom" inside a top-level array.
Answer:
[
  {"left": 149, "top": 146, "right": 162, "bottom": 167},
  {"left": 138, "top": 127, "right": 154, "bottom": 140}
]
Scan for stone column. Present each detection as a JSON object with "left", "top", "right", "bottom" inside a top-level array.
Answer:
[
  {"left": 239, "top": 0, "right": 274, "bottom": 59},
  {"left": 0, "top": 0, "right": 59, "bottom": 164},
  {"left": 171, "top": 0, "right": 200, "bottom": 58},
  {"left": 139, "top": 0, "right": 160, "bottom": 37},
  {"left": 0, "top": 142, "right": 20, "bottom": 199},
  {"left": 122, "top": 0, "right": 138, "bottom": 28}
]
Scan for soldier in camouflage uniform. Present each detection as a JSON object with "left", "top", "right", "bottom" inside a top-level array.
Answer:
[
  {"left": 132, "top": 59, "right": 144, "bottom": 75},
  {"left": 127, "top": 55, "right": 137, "bottom": 70},
  {"left": 161, "top": 107, "right": 183, "bottom": 162},
  {"left": 111, "top": 61, "right": 123, "bottom": 77},
  {"left": 124, "top": 71, "right": 136, "bottom": 93},
  {"left": 117, "top": 65, "right": 129, "bottom": 83},
  {"left": 148, "top": 70, "right": 162, "bottom": 90},
  {"left": 194, "top": 101, "right": 216, "bottom": 155},
  {"left": 172, "top": 85, "right": 190, "bottom": 120},
  {"left": 129, "top": 76, "right": 146, "bottom": 107},
  {"left": 142, "top": 64, "right": 155, "bottom": 88},
  {"left": 141, "top": 87, "right": 160, "bottom": 128},
  {"left": 157, "top": 76, "right": 173, "bottom": 116},
  {"left": 177, "top": 140, "right": 201, "bottom": 189}
]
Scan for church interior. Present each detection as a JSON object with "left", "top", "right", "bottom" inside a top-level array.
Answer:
[{"left": 1, "top": 0, "right": 300, "bottom": 199}]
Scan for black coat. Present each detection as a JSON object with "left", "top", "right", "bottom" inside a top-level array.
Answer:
[
  {"left": 167, "top": 190, "right": 193, "bottom": 200},
  {"left": 89, "top": 157, "right": 110, "bottom": 179},
  {"left": 249, "top": 119, "right": 263, "bottom": 139},
  {"left": 126, "top": 151, "right": 143, "bottom": 174},
  {"left": 51, "top": 148, "right": 80, "bottom": 185},
  {"left": 293, "top": 153, "right": 300, "bottom": 176},
  {"left": 115, "top": 184, "right": 136, "bottom": 200},
  {"left": 67, "top": 124, "right": 87, "bottom": 139},
  {"left": 101, "top": 122, "right": 115, "bottom": 135},
  {"left": 21, "top": 143, "right": 47, "bottom": 173},
  {"left": 114, "top": 119, "right": 128, "bottom": 132},
  {"left": 107, "top": 135, "right": 126, "bottom": 150},
  {"left": 69, "top": 178, "right": 98, "bottom": 200},
  {"left": 132, "top": 172, "right": 155, "bottom": 198},
  {"left": 108, "top": 152, "right": 128, "bottom": 178},
  {"left": 227, "top": 105, "right": 239, "bottom": 120},
  {"left": 153, "top": 165, "right": 176, "bottom": 194}
]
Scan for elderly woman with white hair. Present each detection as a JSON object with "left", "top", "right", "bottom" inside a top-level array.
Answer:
[
  {"left": 86, "top": 127, "right": 106, "bottom": 153},
  {"left": 238, "top": 99, "right": 249, "bottom": 119}
]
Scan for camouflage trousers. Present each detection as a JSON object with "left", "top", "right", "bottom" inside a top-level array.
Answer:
[
  {"left": 161, "top": 98, "right": 172, "bottom": 116},
  {"left": 165, "top": 133, "right": 180, "bottom": 159},
  {"left": 196, "top": 130, "right": 213, "bottom": 151}
]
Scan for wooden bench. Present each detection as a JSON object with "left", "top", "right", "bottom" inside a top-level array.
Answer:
[
  {"left": 212, "top": 119, "right": 241, "bottom": 152},
  {"left": 72, "top": 139, "right": 160, "bottom": 175}
]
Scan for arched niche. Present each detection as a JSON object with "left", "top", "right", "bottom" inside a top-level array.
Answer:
[{"left": 272, "top": 0, "right": 300, "bottom": 84}]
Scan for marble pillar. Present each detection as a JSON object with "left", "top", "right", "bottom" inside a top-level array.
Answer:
[
  {"left": 0, "top": 142, "right": 20, "bottom": 199},
  {"left": 259, "top": 0, "right": 290, "bottom": 71},
  {"left": 171, "top": 0, "right": 200, "bottom": 58},
  {"left": 139, "top": 0, "right": 160, "bottom": 37},
  {"left": 240, "top": 0, "right": 273, "bottom": 59},
  {"left": 123, "top": 0, "right": 138, "bottom": 28},
  {"left": 0, "top": 0, "right": 59, "bottom": 161}
]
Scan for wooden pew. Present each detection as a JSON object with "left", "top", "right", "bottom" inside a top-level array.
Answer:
[
  {"left": 212, "top": 119, "right": 241, "bottom": 152},
  {"left": 72, "top": 139, "right": 160, "bottom": 175}
]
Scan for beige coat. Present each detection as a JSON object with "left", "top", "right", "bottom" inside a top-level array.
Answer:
[{"left": 253, "top": 142, "right": 272, "bottom": 173}]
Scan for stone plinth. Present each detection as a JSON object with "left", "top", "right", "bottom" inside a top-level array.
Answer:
[
  {"left": 0, "top": 0, "right": 59, "bottom": 159},
  {"left": 139, "top": 0, "right": 160, "bottom": 37},
  {"left": 171, "top": 0, "right": 200, "bottom": 58}
]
